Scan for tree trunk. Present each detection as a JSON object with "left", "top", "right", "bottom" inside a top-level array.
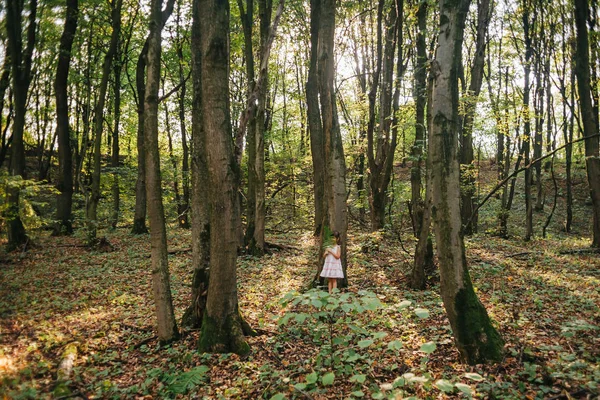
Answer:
[
  {"left": 429, "top": 0, "right": 503, "bottom": 364},
  {"left": 4, "top": 0, "right": 37, "bottom": 250},
  {"left": 54, "top": 0, "right": 78, "bottom": 236},
  {"left": 111, "top": 46, "right": 122, "bottom": 230},
  {"left": 176, "top": 8, "right": 190, "bottom": 229},
  {"left": 522, "top": 2, "right": 534, "bottom": 241},
  {"left": 131, "top": 0, "right": 176, "bottom": 235},
  {"left": 86, "top": 0, "right": 121, "bottom": 243},
  {"left": 316, "top": 0, "right": 348, "bottom": 286},
  {"left": 183, "top": 0, "right": 210, "bottom": 329},
  {"left": 459, "top": 0, "right": 490, "bottom": 235},
  {"left": 145, "top": 0, "right": 179, "bottom": 343},
  {"left": 410, "top": 0, "right": 427, "bottom": 237},
  {"left": 307, "top": 0, "right": 326, "bottom": 237},
  {"left": 197, "top": 0, "right": 250, "bottom": 355},
  {"left": 574, "top": 0, "right": 600, "bottom": 248}
]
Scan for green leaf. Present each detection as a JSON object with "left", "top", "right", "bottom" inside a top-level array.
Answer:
[
  {"left": 294, "top": 313, "right": 308, "bottom": 323},
  {"left": 398, "top": 300, "right": 412, "bottom": 309},
  {"left": 351, "top": 390, "right": 365, "bottom": 397},
  {"left": 387, "top": 340, "right": 402, "bottom": 351},
  {"left": 414, "top": 308, "right": 430, "bottom": 318},
  {"left": 358, "top": 339, "right": 374, "bottom": 348},
  {"left": 306, "top": 372, "right": 318, "bottom": 384},
  {"left": 349, "top": 374, "right": 366, "bottom": 383},
  {"left": 270, "top": 394, "right": 286, "bottom": 400},
  {"left": 322, "top": 372, "right": 335, "bottom": 386},
  {"left": 372, "top": 332, "right": 388, "bottom": 340},
  {"left": 455, "top": 383, "right": 473, "bottom": 395},
  {"left": 311, "top": 299, "right": 323, "bottom": 308},
  {"left": 294, "top": 383, "right": 306, "bottom": 390},
  {"left": 435, "top": 379, "right": 454, "bottom": 392},
  {"left": 420, "top": 341, "right": 436, "bottom": 354},
  {"left": 464, "top": 372, "right": 484, "bottom": 382}
]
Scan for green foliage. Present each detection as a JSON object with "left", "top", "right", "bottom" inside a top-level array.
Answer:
[
  {"left": 322, "top": 225, "right": 334, "bottom": 249},
  {"left": 164, "top": 366, "right": 210, "bottom": 396}
]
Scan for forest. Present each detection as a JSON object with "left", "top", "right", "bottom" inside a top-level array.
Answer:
[{"left": 0, "top": 0, "right": 599, "bottom": 398}]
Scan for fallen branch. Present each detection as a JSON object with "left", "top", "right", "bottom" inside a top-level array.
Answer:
[
  {"left": 133, "top": 335, "right": 156, "bottom": 349},
  {"left": 265, "top": 241, "right": 299, "bottom": 251},
  {"left": 558, "top": 248, "right": 600, "bottom": 255}
]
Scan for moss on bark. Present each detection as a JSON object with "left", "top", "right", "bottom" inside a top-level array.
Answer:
[
  {"left": 198, "top": 313, "right": 250, "bottom": 356},
  {"left": 454, "top": 281, "right": 504, "bottom": 364}
]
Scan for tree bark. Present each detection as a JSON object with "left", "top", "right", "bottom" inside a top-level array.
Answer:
[
  {"left": 145, "top": 0, "right": 179, "bottom": 343},
  {"left": 183, "top": 0, "right": 210, "bottom": 329},
  {"left": 429, "top": 0, "right": 503, "bottom": 364},
  {"left": 54, "top": 0, "right": 78, "bottom": 236},
  {"left": 111, "top": 45, "right": 122, "bottom": 230},
  {"left": 574, "top": 0, "right": 600, "bottom": 247},
  {"left": 86, "top": 0, "right": 122, "bottom": 243},
  {"left": 306, "top": 0, "right": 326, "bottom": 237},
  {"left": 522, "top": 1, "right": 534, "bottom": 241},
  {"left": 459, "top": 0, "right": 490, "bottom": 235},
  {"left": 176, "top": 3, "right": 190, "bottom": 229},
  {"left": 4, "top": 0, "right": 37, "bottom": 250},
  {"left": 197, "top": 0, "right": 250, "bottom": 355}
]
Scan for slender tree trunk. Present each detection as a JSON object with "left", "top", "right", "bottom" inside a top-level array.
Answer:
[
  {"left": 574, "top": 0, "right": 600, "bottom": 247},
  {"left": 145, "top": 0, "right": 179, "bottom": 343},
  {"left": 460, "top": 0, "right": 490, "bottom": 235},
  {"left": 429, "top": 0, "right": 503, "bottom": 364},
  {"left": 522, "top": 2, "right": 534, "bottom": 241},
  {"left": 4, "top": 0, "right": 37, "bottom": 250},
  {"left": 176, "top": 8, "right": 190, "bottom": 229},
  {"left": 54, "top": 0, "right": 77, "bottom": 236},
  {"left": 131, "top": 0, "right": 176, "bottom": 234},
  {"left": 86, "top": 0, "right": 121, "bottom": 243},
  {"left": 197, "top": 0, "right": 250, "bottom": 355},
  {"left": 111, "top": 47, "right": 122, "bottom": 230}
]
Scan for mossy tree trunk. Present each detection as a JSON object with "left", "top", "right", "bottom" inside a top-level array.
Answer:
[
  {"left": 145, "top": 0, "right": 179, "bottom": 344},
  {"left": 54, "top": 0, "right": 78, "bottom": 236},
  {"left": 574, "top": 0, "right": 600, "bottom": 248},
  {"left": 5, "top": 0, "right": 37, "bottom": 250},
  {"left": 429, "top": 0, "right": 503, "bottom": 364},
  {"left": 197, "top": 0, "right": 250, "bottom": 355}
]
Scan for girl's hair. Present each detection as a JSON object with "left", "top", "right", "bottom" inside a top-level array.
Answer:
[{"left": 333, "top": 231, "right": 341, "bottom": 245}]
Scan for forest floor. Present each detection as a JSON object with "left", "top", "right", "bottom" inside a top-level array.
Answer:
[{"left": 1, "top": 218, "right": 599, "bottom": 399}]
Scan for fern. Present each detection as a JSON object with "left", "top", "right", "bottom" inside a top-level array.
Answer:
[{"left": 165, "top": 365, "right": 209, "bottom": 395}]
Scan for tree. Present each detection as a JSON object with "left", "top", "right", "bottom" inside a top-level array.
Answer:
[
  {"left": 145, "top": 0, "right": 179, "bottom": 343},
  {"left": 4, "top": 0, "right": 37, "bottom": 250},
  {"left": 429, "top": 0, "right": 503, "bottom": 364},
  {"left": 196, "top": 0, "right": 251, "bottom": 355},
  {"left": 54, "top": 0, "right": 79, "bottom": 236},
  {"left": 574, "top": 0, "right": 600, "bottom": 248},
  {"left": 86, "top": 0, "right": 122, "bottom": 243}
]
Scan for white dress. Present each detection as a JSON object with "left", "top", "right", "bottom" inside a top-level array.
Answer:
[{"left": 320, "top": 245, "right": 344, "bottom": 279}]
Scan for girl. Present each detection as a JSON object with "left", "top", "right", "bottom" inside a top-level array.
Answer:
[{"left": 320, "top": 231, "right": 344, "bottom": 293}]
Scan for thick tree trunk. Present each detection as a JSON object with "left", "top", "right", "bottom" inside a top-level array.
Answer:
[
  {"left": 459, "top": 0, "right": 490, "bottom": 235},
  {"left": 4, "top": 0, "right": 37, "bottom": 250},
  {"left": 429, "top": 0, "right": 503, "bottom": 364},
  {"left": 54, "top": 0, "right": 78, "bottom": 236},
  {"left": 307, "top": 0, "right": 326, "bottom": 237},
  {"left": 183, "top": 0, "right": 210, "bottom": 329},
  {"left": 145, "top": 0, "right": 179, "bottom": 343},
  {"left": 197, "top": 0, "right": 250, "bottom": 355},
  {"left": 86, "top": 0, "right": 121, "bottom": 243},
  {"left": 574, "top": 0, "right": 600, "bottom": 247}
]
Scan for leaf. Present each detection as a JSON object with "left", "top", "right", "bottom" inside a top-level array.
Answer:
[
  {"left": 455, "top": 382, "right": 473, "bottom": 395},
  {"left": 351, "top": 390, "right": 365, "bottom": 397},
  {"left": 420, "top": 341, "right": 436, "bottom": 354},
  {"left": 349, "top": 374, "right": 366, "bottom": 383},
  {"left": 358, "top": 339, "right": 374, "bottom": 348},
  {"left": 322, "top": 372, "right": 335, "bottom": 386},
  {"left": 310, "top": 299, "right": 323, "bottom": 308},
  {"left": 306, "top": 372, "right": 318, "bottom": 384},
  {"left": 414, "top": 308, "right": 430, "bottom": 318},
  {"left": 464, "top": 372, "right": 484, "bottom": 382},
  {"left": 293, "top": 383, "right": 306, "bottom": 390},
  {"left": 435, "top": 379, "right": 454, "bottom": 393},
  {"left": 166, "top": 366, "right": 209, "bottom": 394},
  {"left": 372, "top": 332, "right": 388, "bottom": 340},
  {"left": 398, "top": 300, "right": 412, "bottom": 309},
  {"left": 270, "top": 394, "right": 286, "bottom": 400},
  {"left": 387, "top": 340, "right": 403, "bottom": 351}
]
